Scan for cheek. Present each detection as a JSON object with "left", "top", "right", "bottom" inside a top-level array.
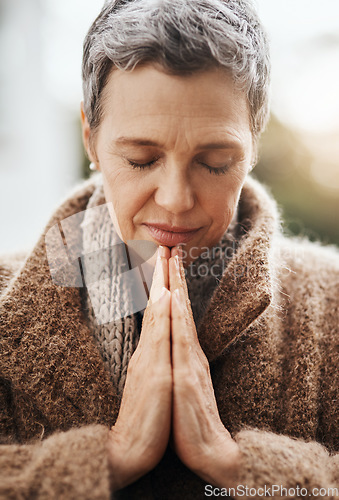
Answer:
[
  {"left": 204, "top": 176, "right": 242, "bottom": 219},
  {"left": 202, "top": 173, "right": 246, "bottom": 244},
  {"left": 102, "top": 169, "right": 153, "bottom": 226}
]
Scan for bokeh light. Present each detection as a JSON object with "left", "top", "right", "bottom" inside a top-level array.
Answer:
[{"left": 0, "top": 0, "right": 338, "bottom": 253}]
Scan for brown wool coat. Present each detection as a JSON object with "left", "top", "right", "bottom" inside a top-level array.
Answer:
[{"left": 0, "top": 175, "right": 338, "bottom": 500}]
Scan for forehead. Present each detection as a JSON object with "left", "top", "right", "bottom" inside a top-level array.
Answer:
[{"left": 98, "top": 64, "right": 252, "bottom": 147}]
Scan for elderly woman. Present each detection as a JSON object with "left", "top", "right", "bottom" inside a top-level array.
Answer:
[{"left": 0, "top": 0, "right": 338, "bottom": 499}]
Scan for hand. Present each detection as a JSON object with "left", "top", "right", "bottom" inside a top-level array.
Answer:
[
  {"left": 168, "top": 248, "right": 241, "bottom": 488},
  {"left": 107, "top": 246, "right": 172, "bottom": 491}
]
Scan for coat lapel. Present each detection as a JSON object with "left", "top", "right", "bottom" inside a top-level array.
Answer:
[
  {"left": 197, "top": 177, "right": 279, "bottom": 361},
  {"left": 0, "top": 174, "right": 279, "bottom": 442},
  {"left": 0, "top": 177, "right": 118, "bottom": 441}
]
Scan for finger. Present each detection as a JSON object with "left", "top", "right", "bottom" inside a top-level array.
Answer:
[
  {"left": 171, "top": 287, "right": 197, "bottom": 366},
  {"left": 169, "top": 252, "right": 200, "bottom": 349},
  {"left": 142, "top": 247, "right": 167, "bottom": 343},
  {"left": 149, "top": 246, "right": 170, "bottom": 304},
  {"left": 159, "top": 245, "right": 171, "bottom": 261},
  {"left": 171, "top": 244, "right": 185, "bottom": 260},
  {"left": 139, "top": 286, "right": 171, "bottom": 359},
  {"left": 168, "top": 255, "right": 190, "bottom": 310}
]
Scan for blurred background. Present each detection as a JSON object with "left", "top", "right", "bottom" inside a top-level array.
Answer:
[{"left": 0, "top": 0, "right": 338, "bottom": 254}]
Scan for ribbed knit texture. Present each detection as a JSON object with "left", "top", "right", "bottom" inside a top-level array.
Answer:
[
  {"left": 81, "top": 175, "right": 238, "bottom": 395},
  {"left": 1, "top": 175, "right": 338, "bottom": 499},
  {"left": 81, "top": 180, "right": 139, "bottom": 395}
]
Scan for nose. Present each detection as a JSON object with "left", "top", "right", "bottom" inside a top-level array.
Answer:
[{"left": 154, "top": 164, "right": 195, "bottom": 214}]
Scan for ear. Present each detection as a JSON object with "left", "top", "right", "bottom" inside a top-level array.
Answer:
[
  {"left": 80, "top": 102, "right": 97, "bottom": 164},
  {"left": 250, "top": 136, "right": 258, "bottom": 170}
]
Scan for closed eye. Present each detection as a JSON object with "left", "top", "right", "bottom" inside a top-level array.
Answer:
[
  {"left": 127, "top": 158, "right": 159, "bottom": 169},
  {"left": 127, "top": 158, "right": 230, "bottom": 175},
  {"left": 198, "top": 161, "right": 230, "bottom": 176}
]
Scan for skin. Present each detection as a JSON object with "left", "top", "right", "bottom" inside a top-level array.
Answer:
[
  {"left": 81, "top": 64, "right": 253, "bottom": 490},
  {"left": 81, "top": 64, "right": 253, "bottom": 267},
  {"left": 107, "top": 247, "right": 241, "bottom": 491}
]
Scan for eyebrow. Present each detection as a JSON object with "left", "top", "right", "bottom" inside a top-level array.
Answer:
[{"left": 113, "top": 137, "right": 244, "bottom": 151}]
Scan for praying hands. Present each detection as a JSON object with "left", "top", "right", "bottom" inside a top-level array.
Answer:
[{"left": 107, "top": 246, "right": 241, "bottom": 492}]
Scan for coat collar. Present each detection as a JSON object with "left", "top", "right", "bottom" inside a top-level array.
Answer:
[
  {"left": 196, "top": 177, "right": 279, "bottom": 361},
  {"left": 0, "top": 174, "right": 279, "bottom": 438},
  {"left": 0, "top": 176, "right": 118, "bottom": 439}
]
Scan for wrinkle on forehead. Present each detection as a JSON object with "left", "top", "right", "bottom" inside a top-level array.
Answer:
[
  {"left": 102, "top": 63, "right": 249, "bottom": 118},
  {"left": 97, "top": 64, "right": 252, "bottom": 158}
]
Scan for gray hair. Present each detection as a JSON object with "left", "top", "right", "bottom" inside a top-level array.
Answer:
[{"left": 82, "top": 0, "right": 271, "bottom": 146}]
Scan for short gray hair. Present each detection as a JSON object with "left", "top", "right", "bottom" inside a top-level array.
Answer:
[{"left": 82, "top": 0, "right": 271, "bottom": 144}]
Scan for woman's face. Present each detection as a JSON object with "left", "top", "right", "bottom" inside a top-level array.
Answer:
[{"left": 82, "top": 64, "right": 253, "bottom": 265}]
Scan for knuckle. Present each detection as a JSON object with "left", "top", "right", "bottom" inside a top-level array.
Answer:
[
  {"left": 149, "top": 333, "right": 163, "bottom": 349},
  {"left": 184, "top": 370, "right": 197, "bottom": 386},
  {"left": 141, "top": 304, "right": 169, "bottom": 338},
  {"left": 175, "top": 305, "right": 185, "bottom": 320},
  {"left": 175, "top": 368, "right": 199, "bottom": 391},
  {"left": 150, "top": 329, "right": 168, "bottom": 349},
  {"left": 151, "top": 367, "right": 172, "bottom": 387},
  {"left": 144, "top": 308, "right": 156, "bottom": 328},
  {"left": 156, "top": 308, "right": 169, "bottom": 321},
  {"left": 187, "top": 374, "right": 200, "bottom": 391},
  {"left": 177, "top": 333, "right": 190, "bottom": 349}
]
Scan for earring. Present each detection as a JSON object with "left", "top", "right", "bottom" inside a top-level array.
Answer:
[{"left": 89, "top": 162, "right": 96, "bottom": 171}]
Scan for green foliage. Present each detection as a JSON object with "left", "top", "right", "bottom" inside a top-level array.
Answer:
[{"left": 254, "top": 115, "right": 339, "bottom": 246}]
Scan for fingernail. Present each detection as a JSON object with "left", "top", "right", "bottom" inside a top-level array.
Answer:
[{"left": 159, "top": 245, "right": 166, "bottom": 258}]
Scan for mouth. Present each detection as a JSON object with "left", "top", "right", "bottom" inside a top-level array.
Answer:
[{"left": 143, "top": 223, "right": 201, "bottom": 246}]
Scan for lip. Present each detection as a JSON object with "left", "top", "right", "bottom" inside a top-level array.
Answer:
[{"left": 143, "top": 223, "right": 201, "bottom": 246}]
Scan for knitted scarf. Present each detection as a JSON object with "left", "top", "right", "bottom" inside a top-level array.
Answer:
[{"left": 81, "top": 175, "right": 238, "bottom": 395}]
